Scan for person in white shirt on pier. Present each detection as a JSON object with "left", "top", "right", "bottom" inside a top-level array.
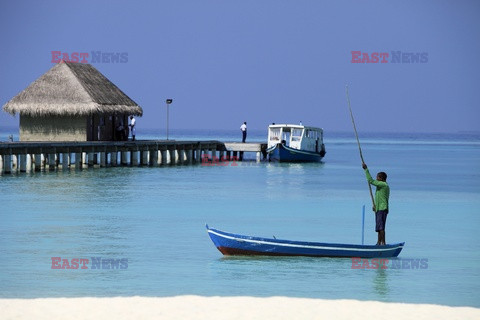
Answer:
[
  {"left": 129, "top": 116, "right": 136, "bottom": 141},
  {"left": 240, "top": 122, "right": 247, "bottom": 143}
]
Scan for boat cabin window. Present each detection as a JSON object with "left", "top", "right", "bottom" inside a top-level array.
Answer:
[
  {"left": 291, "top": 128, "right": 303, "bottom": 141},
  {"left": 306, "top": 129, "right": 319, "bottom": 139},
  {"left": 269, "top": 128, "right": 281, "bottom": 141}
]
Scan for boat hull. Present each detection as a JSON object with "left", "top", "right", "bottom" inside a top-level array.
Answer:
[
  {"left": 206, "top": 226, "right": 404, "bottom": 258},
  {"left": 267, "top": 143, "right": 325, "bottom": 162}
]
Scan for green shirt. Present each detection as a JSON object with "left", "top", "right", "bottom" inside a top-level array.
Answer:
[{"left": 365, "top": 169, "right": 390, "bottom": 212}]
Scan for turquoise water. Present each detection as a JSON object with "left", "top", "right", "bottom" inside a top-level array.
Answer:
[{"left": 1, "top": 130, "right": 479, "bottom": 307}]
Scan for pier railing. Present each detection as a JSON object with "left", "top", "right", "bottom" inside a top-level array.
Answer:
[{"left": 0, "top": 140, "right": 267, "bottom": 174}]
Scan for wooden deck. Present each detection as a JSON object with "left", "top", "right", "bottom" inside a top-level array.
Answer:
[
  {"left": 223, "top": 142, "right": 267, "bottom": 152},
  {"left": 223, "top": 142, "right": 268, "bottom": 161}
]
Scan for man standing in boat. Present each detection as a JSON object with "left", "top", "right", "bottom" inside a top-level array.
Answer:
[
  {"left": 362, "top": 163, "right": 390, "bottom": 246},
  {"left": 240, "top": 121, "right": 247, "bottom": 143}
]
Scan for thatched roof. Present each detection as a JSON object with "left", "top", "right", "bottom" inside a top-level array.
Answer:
[{"left": 2, "top": 63, "right": 143, "bottom": 117}]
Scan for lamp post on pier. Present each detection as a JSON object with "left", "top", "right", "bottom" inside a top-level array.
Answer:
[{"left": 166, "top": 99, "right": 173, "bottom": 140}]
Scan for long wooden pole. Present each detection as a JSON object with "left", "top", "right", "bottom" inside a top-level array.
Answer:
[
  {"left": 362, "top": 205, "right": 365, "bottom": 245},
  {"left": 345, "top": 85, "right": 376, "bottom": 211}
]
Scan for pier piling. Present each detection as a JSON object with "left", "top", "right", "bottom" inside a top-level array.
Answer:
[{"left": 19, "top": 154, "right": 27, "bottom": 172}]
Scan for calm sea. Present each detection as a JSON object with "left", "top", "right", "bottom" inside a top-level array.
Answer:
[{"left": 1, "top": 128, "right": 479, "bottom": 307}]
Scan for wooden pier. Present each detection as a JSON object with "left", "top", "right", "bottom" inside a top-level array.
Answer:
[{"left": 0, "top": 140, "right": 268, "bottom": 174}]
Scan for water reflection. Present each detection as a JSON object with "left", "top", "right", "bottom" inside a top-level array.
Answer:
[
  {"left": 8, "top": 167, "right": 139, "bottom": 207},
  {"left": 207, "top": 255, "right": 355, "bottom": 297},
  {"left": 373, "top": 267, "right": 389, "bottom": 298},
  {"left": 265, "top": 162, "right": 324, "bottom": 193}
]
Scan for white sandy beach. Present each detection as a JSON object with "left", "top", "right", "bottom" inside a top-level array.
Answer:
[{"left": 1, "top": 296, "right": 479, "bottom": 320}]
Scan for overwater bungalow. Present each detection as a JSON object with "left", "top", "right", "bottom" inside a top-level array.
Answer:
[{"left": 2, "top": 62, "right": 142, "bottom": 141}]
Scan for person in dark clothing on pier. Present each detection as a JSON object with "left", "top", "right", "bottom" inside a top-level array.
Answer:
[{"left": 116, "top": 122, "right": 125, "bottom": 141}]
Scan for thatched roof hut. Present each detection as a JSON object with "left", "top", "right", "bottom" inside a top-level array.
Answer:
[{"left": 2, "top": 63, "right": 142, "bottom": 141}]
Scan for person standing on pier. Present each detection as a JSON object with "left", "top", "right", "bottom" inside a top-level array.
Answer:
[
  {"left": 116, "top": 121, "right": 125, "bottom": 141},
  {"left": 129, "top": 115, "right": 136, "bottom": 141},
  {"left": 240, "top": 121, "right": 247, "bottom": 143}
]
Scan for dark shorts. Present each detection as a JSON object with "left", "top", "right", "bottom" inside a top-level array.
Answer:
[{"left": 375, "top": 210, "right": 388, "bottom": 232}]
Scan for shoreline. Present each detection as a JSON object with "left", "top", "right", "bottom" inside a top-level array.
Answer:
[{"left": 1, "top": 296, "right": 479, "bottom": 320}]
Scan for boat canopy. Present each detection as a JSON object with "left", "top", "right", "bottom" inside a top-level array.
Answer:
[{"left": 267, "top": 124, "right": 323, "bottom": 151}]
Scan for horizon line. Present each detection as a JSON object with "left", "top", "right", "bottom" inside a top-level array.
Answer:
[{"left": 0, "top": 125, "right": 479, "bottom": 136}]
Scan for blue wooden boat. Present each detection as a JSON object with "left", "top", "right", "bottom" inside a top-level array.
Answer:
[{"left": 206, "top": 225, "right": 404, "bottom": 258}]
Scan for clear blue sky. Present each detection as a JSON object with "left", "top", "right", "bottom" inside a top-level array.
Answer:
[{"left": 1, "top": 0, "right": 479, "bottom": 133}]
